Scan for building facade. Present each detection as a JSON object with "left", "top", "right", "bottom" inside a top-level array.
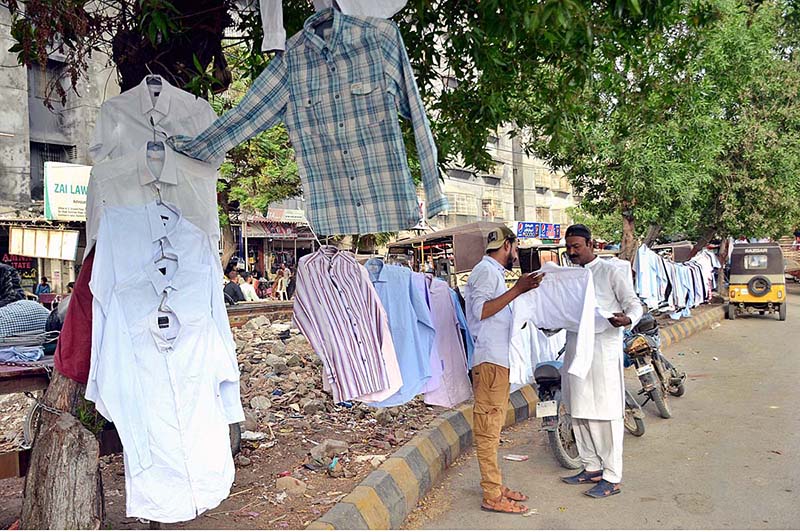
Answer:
[{"left": 0, "top": 5, "right": 119, "bottom": 293}]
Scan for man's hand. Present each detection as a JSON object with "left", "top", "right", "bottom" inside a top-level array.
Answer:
[
  {"left": 512, "top": 272, "right": 544, "bottom": 296},
  {"left": 608, "top": 312, "right": 632, "bottom": 328}
]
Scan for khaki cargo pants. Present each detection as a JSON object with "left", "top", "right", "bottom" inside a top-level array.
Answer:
[{"left": 472, "top": 362, "right": 510, "bottom": 501}]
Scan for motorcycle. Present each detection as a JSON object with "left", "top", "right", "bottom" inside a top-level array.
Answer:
[
  {"left": 533, "top": 353, "right": 646, "bottom": 470},
  {"left": 623, "top": 312, "right": 687, "bottom": 419}
]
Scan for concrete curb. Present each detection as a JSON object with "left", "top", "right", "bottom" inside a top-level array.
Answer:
[{"left": 307, "top": 305, "right": 724, "bottom": 530}]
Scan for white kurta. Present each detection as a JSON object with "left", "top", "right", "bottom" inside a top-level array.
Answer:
[{"left": 563, "top": 257, "right": 643, "bottom": 420}]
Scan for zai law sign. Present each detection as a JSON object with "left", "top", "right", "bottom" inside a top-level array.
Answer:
[{"left": 44, "top": 161, "right": 91, "bottom": 221}]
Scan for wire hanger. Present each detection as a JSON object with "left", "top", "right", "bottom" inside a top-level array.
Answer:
[
  {"left": 158, "top": 290, "right": 169, "bottom": 312},
  {"left": 154, "top": 240, "right": 178, "bottom": 265},
  {"left": 144, "top": 63, "right": 162, "bottom": 86}
]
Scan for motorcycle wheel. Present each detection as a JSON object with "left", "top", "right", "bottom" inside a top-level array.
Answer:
[
  {"left": 623, "top": 409, "right": 646, "bottom": 437},
  {"left": 660, "top": 356, "right": 687, "bottom": 397},
  {"left": 548, "top": 402, "right": 582, "bottom": 470},
  {"left": 649, "top": 359, "right": 673, "bottom": 419}
]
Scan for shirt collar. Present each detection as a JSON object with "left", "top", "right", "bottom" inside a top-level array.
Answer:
[
  {"left": 585, "top": 256, "right": 601, "bottom": 269},
  {"left": 137, "top": 76, "right": 172, "bottom": 118},
  {"left": 365, "top": 258, "right": 387, "bottom": 283},
  {"left": 303, "top": 8, "right": 343, "bottom": 56},
  {"left": 136, "top": 143, "right": 178, "bottom": 186},
  {"left": 145, "top": 201, "right": 183, "bottom": 243},
  {"left": 483, "top": 255, "right": 507, "bottom": 272}
]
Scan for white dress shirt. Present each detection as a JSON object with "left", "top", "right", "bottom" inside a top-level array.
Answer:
[
  {"left": 563, "top": 257, "right": 644, "bottom": 420},
  {"left": 509, "top": 262, "right": 602, "bottom": 385},
  {"left": 85, "top": 143, "right": 220, "bottom": 258},
  {"left": 87, "top": 203, "right": 242, "bottom": 522},
  {"left": 87, "top": 202, "right": 241, "bottom": 423},
  {"left": 240, "top": 282, "right": 260, "bottom": 301},
  {"left": 464, "top": 255, "right": 512, "bottom": 369},
  {"left": 89, "top": 76, "right": 218, "bottom": 163},
  {"left": 256, "top": 0, "right": 408, "bottom": 51}
]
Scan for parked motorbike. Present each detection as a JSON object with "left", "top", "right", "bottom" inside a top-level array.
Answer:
[
  {"left": 534, "top": 354, "right": 646, "bottom": 470},
  {"left": 623, "top": 313, "right": 687, "bottom": 419}
]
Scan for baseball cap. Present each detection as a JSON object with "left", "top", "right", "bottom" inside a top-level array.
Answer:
[{"left": 485, "top": 226, "right": 516, "bottom": 252}]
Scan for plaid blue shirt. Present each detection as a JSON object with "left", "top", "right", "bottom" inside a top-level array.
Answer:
[{"left": 168, "top": 9, "right": 447, "bottom": 235}]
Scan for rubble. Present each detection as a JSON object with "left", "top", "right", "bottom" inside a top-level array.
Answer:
[{"left": 276, "top": 476, "right": 307, "bottom": 495}]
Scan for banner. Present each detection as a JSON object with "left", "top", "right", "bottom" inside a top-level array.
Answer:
[
  {"left": 9, "top": 227, "right": 80, "bottom": 261},
  {"left": 517, "top": 221, "right": 561, "bottom": 240},
  {"left": 44, "top": 162, "right": 91, "bottom": 221}
]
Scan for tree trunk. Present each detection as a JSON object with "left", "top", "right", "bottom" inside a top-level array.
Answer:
[
  {"left": 642, "top": 223, "right": 662, "bottom": 248},
  {"left": 717, "top": 236, "right": 730, "bottom": 295},
  {"left": 219, "top": 187, "right": 237, "bottom": 270},
  {"left": 21, "top": 370, "right": 103, "bottom": 529},
  {"left": 689, "top": 227, "right": 718, "bottom": 259},
  {"left": 619, "top": 212, "right": 637, "bottom": 262}
]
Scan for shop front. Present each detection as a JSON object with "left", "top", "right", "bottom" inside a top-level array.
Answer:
[{"left": 237, "top": 209, "right": 317, "bottom": 276}]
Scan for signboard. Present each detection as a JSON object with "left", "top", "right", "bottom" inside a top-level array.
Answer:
[
  {"left": 516, "top": 222, "right": 561, "bottom": 240},
  {"left": 1, "top": 253, "right": 38, "bottom": 284},
  {"left": 44, "top": 162, "right": 91, "bottom": 221},
  {"left": 265, "top": 208, "right": 308, "bottom": 224},
  {"left": 9, "top": 227, "right": 80, "bottom": 261}
]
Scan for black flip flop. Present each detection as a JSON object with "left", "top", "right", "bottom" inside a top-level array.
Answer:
[
  {"left": 584, "top": 479, "right": 621, "bottom": 498},
  {"left": 561, "top": 469, "right": 602, "bottom": 485}
]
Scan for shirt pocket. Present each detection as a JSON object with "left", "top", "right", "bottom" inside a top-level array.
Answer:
[{"left": 349, "top": 78, "right": 388, "bottom": 130}]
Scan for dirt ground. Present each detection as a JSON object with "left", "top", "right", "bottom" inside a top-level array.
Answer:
[{"left": 0, "top": 317, "right": 444, "bottom": 529}]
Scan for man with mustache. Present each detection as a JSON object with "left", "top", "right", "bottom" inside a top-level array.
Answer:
[
  {"left": 561, "top": 224, "right": 643, "bottom": 498},
  {"left": 464, "top": 225, "right": 544, "bottom": 513}
]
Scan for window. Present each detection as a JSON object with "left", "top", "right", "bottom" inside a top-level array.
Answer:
[
  {"left": 536, "top": 207, "right": 550, "bottom": 222},
  {"left": 744, "top": 255, "right": 768, "bottom": 269},
  {"left": 447, "top": 169, "right": 473, "bottom": 180},
  {"left": 30, "top": 142, "right": 75, "bottom": 200},
  {"left": 446, "top": 192, "right": 478, "bottom": 216},
  {"left": 28, "top": 60, "right": 67, "bottom": 101}
]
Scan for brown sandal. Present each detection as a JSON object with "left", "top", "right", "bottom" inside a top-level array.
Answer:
[
  {"left": 481, "top": 495, "right": 528, "bottom": 514},
  {"left": 501, "top": 486, "right": 529, "bottom": 502}
]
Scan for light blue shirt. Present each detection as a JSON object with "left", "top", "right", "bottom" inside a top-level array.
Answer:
[
  {"left": 365, "top": 260, "right": 435, "bottom": 407},
  {"left": 450, "top": 289, "right": 475, "bottom": 369},
  {"left": 464, "top": 255, "right": 512, "bottom": 369}
]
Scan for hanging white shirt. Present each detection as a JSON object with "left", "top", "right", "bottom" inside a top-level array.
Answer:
[
  {"left": 85, "top": 142, "right": 220, "bottom": 259},
  {"left": 90, "top": 260, "right": 238, "bottom": 522},
  {"left": 563, "top": 257, "right": 643, "bottom": 420},
  {"left": 255, "top": 0, "right": 408, "bottom": 51},
  {"left": 89, "top": 76, "right": 218, "bottom": 163},
  {"left": 508, "top": 262, "right": 603, "bottom": 385},
  {"left": 87, "top": 202, "right": 242, "bottom": 424}
]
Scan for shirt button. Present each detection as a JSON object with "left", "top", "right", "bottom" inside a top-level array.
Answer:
[
  {"left": 339, "top": 123, "right": 344, "bottom": 128},
  {"left": 307, "top": 99, "right": 312, "bottom": 105},
  {"left": 331, "top": 66, "right": 336, "bottom": 72},
  {"left": 350, "top": 176, "right": 355, "bottom": 181},
  {"left": 356, "top": 201, "right": 362, "bottom": 207},
  {"left": 343, "top": 150, "right": 348, "bottom": 155},
  {"left": 335, "top": 94, "right": 340, "bottom": 99}
]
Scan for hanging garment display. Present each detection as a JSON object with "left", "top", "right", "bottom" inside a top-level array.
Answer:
[
  {"left": 87, "top": 203, "right": 242, "bottom": 522},
  {"left": 364, "top": 260, "right": 435, "bottom": 407},
  {"left": 85, "top": 143, "right": 221, "bottom": 255},
  {"left": 411, "top": 272, "right": 443, "bottom": 394},
  {"left": 55, "top": 76, "right": 219, "bottom": 384},
  {"left": 293, "top": 246, "right": 402, "bottom": 403},
  {"left": 168, "top": 9, "right": 448, "bottom": 235},
  {"left": 256, "top": 0, "right": 408, "bottom": 51},
  {"left": 423, "top": 275, "right": 472, "bottom": 408},
  {"left": 450, "top": 288, "right": 475, "bottom": 369},
  {"left": 90, "top": 76, "right": 219, "bottom": 163},
  {"left": 508, "top": 262, "right": 605, "bottom": 386}
]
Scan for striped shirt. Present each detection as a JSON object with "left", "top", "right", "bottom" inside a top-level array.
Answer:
[
  {"left": 292, "top": 246, "right": 402, "bottom": 403},
  {"left": 167, "top": 8, "right": 447, "bottom": 236}
]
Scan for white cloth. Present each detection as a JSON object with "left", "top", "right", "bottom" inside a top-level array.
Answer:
[
  {"left": 89, "top": 76, "right": 218, "bottom": 164},
  {"left": 463, "top": 256, "right": 512, "bottom": 369},
  {"left": 87, "top": 207, "right": 242, "bottom": 522},
  {"left": 85, "top": 143, "right": 220, "bottom": 259},
  {"left": 573, "top": 418, "right": 624, "bottom": 483},
  {"left": 563, "top": 257, "right": 644, "bottom": 420},
  {"left": 508, "top": 262, "right": 604, "bottom": 385},
  {"left": 256, "top": 0, "right": 408, "bottom": 51},
  {"left": 87, "top": 202, "right": 241, "bottom": 424},
  {"left": 240, "top": 282, "right": 260, "bottom": 301}
]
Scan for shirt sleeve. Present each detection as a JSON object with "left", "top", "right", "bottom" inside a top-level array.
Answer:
[
  {"left": 466, "top": 264, "right": 500, "bottom": 324},
  {"left": 611, "top": 266, "right": 644, "bottom": 328},
  {"left": 88, "top": 103, "right": 116, "bottom": 163},
  {"left": 167, "top": 54, "right": 290, "bottom": 163},
  {"left": 260, "top": 0, "right": 286, "bottom": 52},
  {"left": 378, "top": 21, "right": 448, "bottom": 218}
]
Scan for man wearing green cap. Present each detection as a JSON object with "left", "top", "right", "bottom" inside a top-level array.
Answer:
[{"left": 464, "top": 225, "right": 544, "bottom": 514}]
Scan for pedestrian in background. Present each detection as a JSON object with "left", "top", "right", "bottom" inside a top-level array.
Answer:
[
  {"left": 464, "top": 225, "right": 543, "bottom": 514},
  {"left": 34, "top": 276, "right": 51, "bottom": 295},
  {"left": 239, "top": 271, "right": 260, "bottom": 302}
]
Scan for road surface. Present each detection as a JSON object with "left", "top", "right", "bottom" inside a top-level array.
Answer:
[{"left": 405, "top": 286, "right": 800, "bottom": 529}]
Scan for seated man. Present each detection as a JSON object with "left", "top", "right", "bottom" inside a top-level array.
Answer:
[{"left": 0, "top": 299, "right": 52, "bottom": 338}]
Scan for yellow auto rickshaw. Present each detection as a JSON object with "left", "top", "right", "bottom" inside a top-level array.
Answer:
[{"left": 728, "top": 243, "right": 787, "bottom": 321}]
